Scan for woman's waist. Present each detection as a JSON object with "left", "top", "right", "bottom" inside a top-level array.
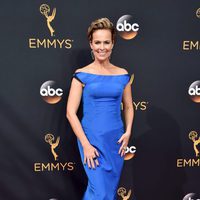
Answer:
[{"left": 81, "top": 116, "right": 124, "bottom": 130}]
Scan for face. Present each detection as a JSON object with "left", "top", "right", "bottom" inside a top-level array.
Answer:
[{"left": 90, "top": 29, "right": 114, "bottom": 61}]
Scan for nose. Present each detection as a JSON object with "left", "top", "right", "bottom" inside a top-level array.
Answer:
[{"left": 100, "top": 43, "right": 105, "bottom": 50}]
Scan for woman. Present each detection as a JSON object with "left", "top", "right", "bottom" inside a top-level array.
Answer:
[{"left": 66, "top": 17, "right": 134, "bottom": 200}]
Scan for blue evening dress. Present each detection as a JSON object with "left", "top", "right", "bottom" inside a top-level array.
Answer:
[{"left": 72, "top": 71, "right": 131, "bottom": 200}]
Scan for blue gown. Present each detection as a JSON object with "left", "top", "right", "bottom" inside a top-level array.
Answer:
[{"left": 72, "top": 71, "right": 131, "bottom": 200}]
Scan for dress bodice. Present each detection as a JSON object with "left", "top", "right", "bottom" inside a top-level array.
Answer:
[{"left": 72, "top": 71, "right": 131, "bottom": 130}]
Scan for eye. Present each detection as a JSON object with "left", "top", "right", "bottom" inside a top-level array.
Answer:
[
  {"left": 105, "top": 41, "right": 110, "bottom": 44},
  {"left": 95, "top": 41, "right": 100, "bottom": 44}
]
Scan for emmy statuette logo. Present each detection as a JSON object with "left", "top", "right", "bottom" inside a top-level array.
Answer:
[
  {"left": 189, "top": 131, "right": 200, "bottom": 157},
  {"left": 45, "top": 133, "right": 60, "bottom": 161},
  {"left": 40, "top": 4, "right": 56, "bottom": 37},
  {"left": 117, "top": 187, "right": 132, "bottom": 200},
  {"left": 28, "top": 4, "right": 73, "bottom": 49},
  {"left": 177, "top": 131, "right": 200, "bottom": 168},
  {"left": 33, "top": 133, "right": 75, "bottom": 172}
]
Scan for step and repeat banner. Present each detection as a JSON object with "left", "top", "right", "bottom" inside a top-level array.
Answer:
[{"left": 0, "top": 0, "right": 199, "bottom": 200}]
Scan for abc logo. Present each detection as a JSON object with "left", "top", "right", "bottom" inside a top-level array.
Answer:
[
  {"left": 183, "top": 193, "right": 200, "bottom": 200},
  {"left": 117, "top": 20, "right": 139, "bottom": 32},
  {"left": 196, "top": 8, "right": 200, "bottom": 18},
  {"left": 124, "top": 146, "right": 136, "bottom": 160},
  {"left": 188, "top": 81, "right": 200, "bottom": 103},
  {"left": 40, "top": 85, "right": 63, "bottom": 96},
  {"left": 40, "top": 80, "right": 63, "bottom": 104},
  {"left": 116, "top": 15, "right": 139, "bottom": 40},
  {"left": 125, "top": 146, "right": 136, "bottom": 154}
]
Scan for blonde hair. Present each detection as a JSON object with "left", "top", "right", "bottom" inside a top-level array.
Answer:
[{"left": 87, "top": 17, "right": 116, "bottom": 43}]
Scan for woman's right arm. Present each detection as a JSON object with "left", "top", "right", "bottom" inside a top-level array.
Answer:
[
  {"left": 66, "top": 72, "right": 90, "bottom": 148},
  {"left": 66, "top": 71, "right": 100, "bottom": 169}
]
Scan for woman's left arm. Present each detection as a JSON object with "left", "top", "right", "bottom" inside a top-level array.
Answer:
[
  {"left": 122, "top": 81, "right": 134, "bottom": 135},
  {"left": 118, "top": 81, "right": 134, "bottom": 156}
]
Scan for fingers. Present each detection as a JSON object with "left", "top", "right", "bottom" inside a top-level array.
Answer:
[
  {"left": 95, "top": 149, "right": 100, "bottom": 157},
  {"left": 119, "top": 147, "right": 126, "bottom": 157},
  {"left": 85, "top": 157, "right": 99, "bottom": 169},
  {"left": 87, "top": 157, "right": 91, "bottom": 169},
  {"left": 121, "top": 148, "right": 126, "bottom": 157},
  {"left": 84, "top": 156, "right": 86, "bottom": 165},
  {"left": 118, "top": 142, "right": 126, "bottom": 154},
  {"left": 117, "top": 135, "right": 124, "bottom": 144},
  {"left": 118, "top": 134, "right": 129, "bottom": 157},
  {"left": 94, "top": 149, "right": 100, "bottom": 167},
  {"left": 84, "top": 148, "right": 100, "bottom": 169},
  {"left": 95, "top": 159, "right": 99, "bottom": 167},
  {"left": 118, "top": 141, "right": 127, "bottom": 157},
  {"left": 90, "top": 157, "right": 95, "bottom": 169}
]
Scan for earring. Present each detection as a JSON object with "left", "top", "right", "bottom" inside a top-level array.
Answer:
[{"left": 91, "top": 50, "right": 94, "bottom": 60}]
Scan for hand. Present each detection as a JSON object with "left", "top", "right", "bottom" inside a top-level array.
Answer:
[
  {"left": 117, "top": 132, "right": 131, "bottom": 157},
  {"left": 83, "top": 144, "right": 100, "bottom": 169}
]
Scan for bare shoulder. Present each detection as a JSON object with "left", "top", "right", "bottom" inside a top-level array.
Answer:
[
  {"left": 113, "top": 66, "right": 129, "bottom": 74},
  {"left": 74, "top": 68, "right": 83, "bottom": 73},
  {"left": 75, "top": 65, "right": 92, "bottom": 73}
]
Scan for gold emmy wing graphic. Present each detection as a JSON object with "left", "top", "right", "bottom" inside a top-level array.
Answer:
[
  {"left": 40, "top": 4, "right": 56, "bottom": 36},
  {"left": 45, "top": 133, "right": 60, "bottom": 161},
  {"left": 189, "top": 131, "right": 200, "bottom": 157},
  {"left": 117, "top": 187, "right": 132, "bottom": 200},
  {"left": 129, "top": 73, "right": 134, "bottom": 85}
]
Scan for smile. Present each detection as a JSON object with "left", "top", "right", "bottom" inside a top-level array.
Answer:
[{"left": 98, "top": 52, "right": 106, "bottom": 55}]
